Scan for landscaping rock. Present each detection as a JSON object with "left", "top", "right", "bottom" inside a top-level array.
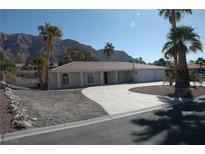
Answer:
[
  {"left": 13, "top": 120, "right": 32, "bottom": 129},
  {"left": 3, "top": 86, "right": 36, "bottom": 130},
  {"left": 31, "top": 118, "right": 38, "bottom": 121},
  {"left": 4, "top": 87, "right": 12, "bottom": 92},
  {"left": 0, "top": 81, "right": 7, "bottom": 89}
]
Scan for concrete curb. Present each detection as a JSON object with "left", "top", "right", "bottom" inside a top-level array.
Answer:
[
  {"left": 0, "top": 116, "right": 111, "bottom": 143},
  {"left": 1, "top": 95, "right": 201, "bottom": 143}
]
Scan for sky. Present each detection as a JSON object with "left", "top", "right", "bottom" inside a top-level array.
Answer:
[{"left": 0, "top": 9, "right": 205, "bottom": 63}]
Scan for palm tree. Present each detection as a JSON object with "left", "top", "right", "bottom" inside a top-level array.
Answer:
[
  {"left": 159, "top": 10, "right": 192, "bottom": 28},
  {"left": 159, "top": 9, "right": 192, "bottom": 84},
  {"left": 32, "top": 56, "right": 47, "bottom": 89},
  {"left": 103, "top": 42, "right": 115, "bottom": 58},
  {"left": 162, "top": 26, "right": 203, "bottom": 89},
  {"left": 38, "top": 22, "right": 62, "bottom": 90},
  {"left": 195, "top": 57, "right": 205, "bottom": 72}
]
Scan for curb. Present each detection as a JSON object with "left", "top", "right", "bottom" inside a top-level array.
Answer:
[
  {"left": 0, "top": 96, "right": 198, "bottom": 143},
  {"left": 0, "top": 116, "right": 111, "bottom": 143}
]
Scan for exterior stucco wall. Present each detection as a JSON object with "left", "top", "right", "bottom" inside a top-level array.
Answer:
[
  {"left": 118, "top": 71, "right": 132, "bottom": 83},
  {"left": 60, "top": 72, "right": 81, "bottom": 88},
  {"left": 49, "top": 72, "right": 58, "bottom": 89},
  {"left": 49, "top": 69, "right": 166, "bottom": 89},
  {"left": 107, "top": 72, "right": 115, "bottom": 84},
  {"left": 83, "top": 72, "right": 101, "bottom": 86},
  {"left": 49, "top": 72, "right": 81, "bottom": 89}
]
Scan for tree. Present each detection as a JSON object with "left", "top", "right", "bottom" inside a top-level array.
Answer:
[
  {"left": 32, "top": 56, "right": 46, "bottom": 89},
  {"left": 164, "top": 70, "right": 175, "bottom": 85},
  {"left": 59, "top": 48, "right": 98, "bottom": 65},
  {"left": 195, "top": 57, "right": 205, "bottom": 72},
  {"left": 162, "top": 26, "right": 203, "bottom": 89},
  {"left": 0, "top": 59, "right": 16, "bottom": 82},
  {"left": 189, "top": 70, "right": 202, "bottom": 87},
  {"left": 103, "top": 42, "right": 115, "bottom": 58},
  {"left": 159, "top": 9, "right": 192, "bottom": 86},
  {"left": 38, "top": 22, "right": 62, "bottom": 90},
  {"left": 154, "top": 58, "right": 166, "bottom": 66}
]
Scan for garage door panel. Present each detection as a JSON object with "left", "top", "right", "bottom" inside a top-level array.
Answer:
[{"left": 136, "top": 70, "right": 155, "bottom": 82}]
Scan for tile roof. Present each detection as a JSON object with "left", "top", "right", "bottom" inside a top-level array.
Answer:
[{"left": 51, "top": 62, "right": 167, "bottom": 72}]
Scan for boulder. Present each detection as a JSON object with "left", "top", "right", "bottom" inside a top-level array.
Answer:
[
  {"left": 11, "top": 105, "right": 18, "bottom": 114},
  {"left": 0, "top": 81, "right": 7, "bottom": 89},
  {"left": 13, "top": 120, "right": 32, "bottom": 129},
  {"left": 31, "top": 118, "right": 38, "bottom": 121},
  {"left": 4, "top": 87, "right": 12, "bottom": 92}
]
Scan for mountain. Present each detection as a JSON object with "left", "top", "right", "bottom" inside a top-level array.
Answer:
[{"left": 0, "top": 33, "right": 146, "bottom": 64}]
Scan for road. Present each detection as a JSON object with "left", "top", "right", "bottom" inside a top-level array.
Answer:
[{"left": 3, "top": 99, "right": 205, "bottom": 145}]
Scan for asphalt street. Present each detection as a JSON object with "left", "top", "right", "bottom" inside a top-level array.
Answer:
[{"left": 3, "top": 99, "right": 205, "bottom": 145}]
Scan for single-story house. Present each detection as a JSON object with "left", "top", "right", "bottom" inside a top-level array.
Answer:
[
  {"left": 49, "top": 61, "right": 167, "bottom": 89},
  {"left": 188, "top": 64, "right": 205, "bottom": 70}
]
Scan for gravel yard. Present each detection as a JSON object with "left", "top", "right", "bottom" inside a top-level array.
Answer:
[
  {"left": 13, "top": 89, "right": 107, "bottom": 128},
  {"left": 0, "top": 90, "right": 15, "bottom": 133}
]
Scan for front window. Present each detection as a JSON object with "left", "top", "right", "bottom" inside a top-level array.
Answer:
[
  {"left": 62, "top": 73, "right": 70, "bottom": 85},
  {"left": 87, "top": 73, "right": 94, "bottom": 84}
]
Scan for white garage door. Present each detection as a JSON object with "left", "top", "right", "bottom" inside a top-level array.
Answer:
[
  {"left": 136, "top": 69, "right": 155, "bottom": 82},
  {"left": 154, "top": 70, "right": 165, "bottom": 81},
  {"left": 136, "top": 69, "right": 165, "bottom": 82}
]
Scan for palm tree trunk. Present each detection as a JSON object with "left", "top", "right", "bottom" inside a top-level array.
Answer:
[
  {"left": 37, "top": 67, "right": 44, "bottom": 89},
  {"left": 44, "top": 37, "right": 51, "bottom": 90},
  {"left": 175, "top": 50, "right": 192, "bottom": 97},
  {"left": 170, "top": 10, "right": 181, "bottom": 90}
]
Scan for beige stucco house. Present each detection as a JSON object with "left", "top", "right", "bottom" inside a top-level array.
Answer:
[{"left": 49, "top": 61, "right": 167, "bottom": 89}]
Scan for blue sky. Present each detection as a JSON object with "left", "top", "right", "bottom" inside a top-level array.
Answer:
[{"left": 0, "top": 9, "right": 205, "bottom": 63}]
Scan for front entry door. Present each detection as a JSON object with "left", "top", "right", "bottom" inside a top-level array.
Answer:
[{"left": 104, "top": 72, "right": 108, "bottom": 84}]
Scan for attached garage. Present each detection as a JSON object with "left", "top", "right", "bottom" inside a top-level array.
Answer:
[
  {"left": 135, "top": 69, "right": 166, "bottom": 82},
  {"left": 49, "top": 62, "right": 167, "bottom": 89}
]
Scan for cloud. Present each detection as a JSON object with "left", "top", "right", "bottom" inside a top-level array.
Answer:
[
  {"left": 136, "top": 12, "right": 141, "bottom": 16},
  {"left": 129, "top": 21, "right": 136, "bottom": 29}
]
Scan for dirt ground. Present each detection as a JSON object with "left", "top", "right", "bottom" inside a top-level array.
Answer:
[
  {"left": 130, "top": 85, "right": 205, "bottom": 98},
  {"left": 13, "top": 88, "right": 107, "bottom": 128},
  {"left": 0, "top": 90, "right": 15, "bottom": 134}
]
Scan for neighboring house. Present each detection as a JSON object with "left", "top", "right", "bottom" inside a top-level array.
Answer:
[
  {"left": 15, "top": 63, "right": 38, "bottom": 87},
  {"left": 188, "top": 64, "right": 205, "bottom": 70},
  {"left": 188, "top": 64, "right": 205, "bottom": 81},
  {"left": 49, "top": 62, "right": 167, "bottom": 89}
]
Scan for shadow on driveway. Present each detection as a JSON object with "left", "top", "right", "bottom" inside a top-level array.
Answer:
[{"left": 131, "top": 96, "right": 205, "bottom": 144}]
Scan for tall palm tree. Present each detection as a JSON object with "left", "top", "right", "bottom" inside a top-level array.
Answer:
[
  {"left": 103, "top": 42, "right": 115, "bottom": 58},
  {"left": 32, "top": 56, "right": 47, "bottom": 89},
  {"left": 38, "top": 22, "right": 62, "bottom": 90},
  {"left": 162, "top": 26, "right": 203, "bottom": 89},
  {"left": 159, "top": 10, "right": 192, "bottom": 28},
  {"left": 159, "top": 9, "right": 192, "bottom": 84}
]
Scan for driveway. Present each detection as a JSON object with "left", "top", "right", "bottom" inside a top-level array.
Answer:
[{"left": 82, "top": 82, "right": 191, "bottom": 116}]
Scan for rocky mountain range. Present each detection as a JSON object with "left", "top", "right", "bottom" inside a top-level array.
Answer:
[{"left": 0, "top": 32, "right": 145, "bottom": 64}]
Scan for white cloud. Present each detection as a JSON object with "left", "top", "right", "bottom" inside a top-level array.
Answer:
[
  {"left": 129, "top": 21, "right": 136, "bottom": 29},
  {"left": 136, "top": 12, "right": 140, "bottom": 16}
]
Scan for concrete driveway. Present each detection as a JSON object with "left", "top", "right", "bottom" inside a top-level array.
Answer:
[{"left": 82, "top": 82, "right": 191, "bottom": 116}]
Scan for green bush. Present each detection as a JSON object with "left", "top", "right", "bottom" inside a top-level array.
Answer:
[
  {"left": 189, "top": 70, "right": 202, "bottom": 87},
  {"left": 0, "top": 60, "right": 16, "bottom": 82}
]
